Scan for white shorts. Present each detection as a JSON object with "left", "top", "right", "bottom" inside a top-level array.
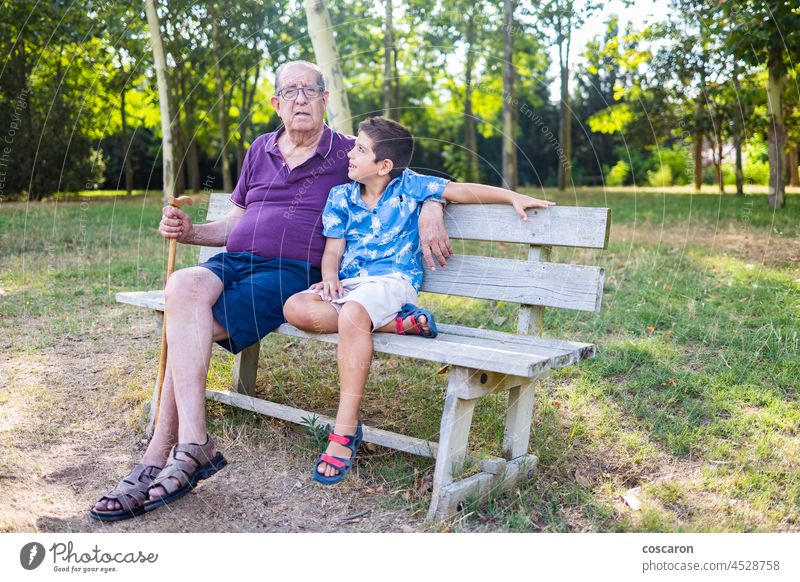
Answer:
[{"left": 301, "top": 272, "right": 418, "bottom": 330}]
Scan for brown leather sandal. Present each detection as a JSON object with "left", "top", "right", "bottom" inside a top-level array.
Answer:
[
  {"left": 145, "top": 435, "right": 228, "bottom": 510},
  {"left": 89, "top": 464, "right": 163, "bottom": 522}
]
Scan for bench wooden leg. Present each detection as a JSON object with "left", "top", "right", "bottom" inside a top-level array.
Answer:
[
  {"left": 426, "top": 367, "right": 477, "bottom": 521},
  {"left": 502, "top": 380, "right": 535, "bottom": 459},
  {"left": 232, "top": 342, "right": 260, "bottom": 396},
  {"left": 145, "top": 312, "right": 165, "bottom": 439}
]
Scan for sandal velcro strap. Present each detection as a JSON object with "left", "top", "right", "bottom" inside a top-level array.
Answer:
[
  {"left": 150, "top": 437, "right": 218, "bottom": 496},
  {"left": 320, "top": 453, "right": 346, "bottom": 469},
  {"left": 328, "top": 432, "right": 351, "bottom": 445},
  {"left": 91, "top": 464, "right": 162, "bottom": 520}
]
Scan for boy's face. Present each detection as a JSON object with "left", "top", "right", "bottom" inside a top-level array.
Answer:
[{"left": 347, "top": 132, "right": 392, "bottom": 183}]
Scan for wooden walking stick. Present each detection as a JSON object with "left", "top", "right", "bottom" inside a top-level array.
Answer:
[{"left": 149, "top": 195, "right": 193, "bottom": 437}]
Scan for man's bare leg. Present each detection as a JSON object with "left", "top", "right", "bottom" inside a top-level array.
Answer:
[
  {"left": 95, "top": 267, "right": 228, "bottom": 511},
  {"left": 146, "top": 266, "right": 227, "bottom": 500}
]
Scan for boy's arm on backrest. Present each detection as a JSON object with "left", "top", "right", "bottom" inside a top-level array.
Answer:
[{"left": 443, "top": 183, "right": 556, "bottom": 218}]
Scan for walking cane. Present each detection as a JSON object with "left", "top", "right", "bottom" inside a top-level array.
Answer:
[{"left": 149, "top": 195, "right": 193, "bottom": 437}]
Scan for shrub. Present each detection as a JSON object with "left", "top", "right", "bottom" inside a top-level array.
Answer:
[
  {"left": 605, "top": 160, "right": 631, "bottom": 186},
  {"left": 646, "top": 164, "right": 673, "bottom": 187}
]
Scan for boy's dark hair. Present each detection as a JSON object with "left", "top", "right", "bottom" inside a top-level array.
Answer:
[{"left": 357, "top": 116, "right": 414, "bottom": 179}]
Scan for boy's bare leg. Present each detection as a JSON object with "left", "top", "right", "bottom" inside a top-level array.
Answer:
[
  {"left": 283, "top": 292, "right": 339, "bottom": 333},
  {"left": 318, "top": 301, "right": 373, "bottom": 478}
]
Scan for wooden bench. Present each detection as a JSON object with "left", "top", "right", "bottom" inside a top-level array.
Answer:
[{"left": 117, "top": 193, "right": 610, "bottom": 521}]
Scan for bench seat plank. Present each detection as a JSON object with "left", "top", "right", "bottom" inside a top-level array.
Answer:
[{"left": 116, "top": 291, "right": 595, "bottom": 377}]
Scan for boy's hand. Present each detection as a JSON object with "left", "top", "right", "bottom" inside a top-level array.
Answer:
[
  {"left": 511, "top": 193, "right": 556, "bottom": 220},
  {"left": 310, "top": 278, "right": 344, "bottom": 301}
]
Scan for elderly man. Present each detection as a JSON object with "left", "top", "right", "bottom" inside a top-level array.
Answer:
[{"left": 90, "top": 60, "right": 452, "bottom": 521}]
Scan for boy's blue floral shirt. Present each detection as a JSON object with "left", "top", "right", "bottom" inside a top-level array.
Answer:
[{"left": 321, "top": 169, "right": 449, "bottom": 290}]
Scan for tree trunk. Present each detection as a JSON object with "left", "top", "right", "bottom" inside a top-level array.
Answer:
[
  {"left": 714, "top": 117, "right": 724, "bottom": 194},
  {"left": 383, "top": 0, "right": 394, "bottom": 119},
  {"left": 187, "top": 138, "right": 200, "bottom": 193},
  {"left": 169, "top": 67, "right": 186, "bottom": 196},
  {"left": 766, "top": 70, "right": 786, "bottom": 208},
  {"left": 463, "top": 6, "right": 479, "bottom": 183},
  {"left": 208, "top": 1, "right": 233, "bottom": 193},
  {"left": 145, "top": 0, "right": 175, "bottom": 206},
  {"left": 788, "top": 144, "right": 799, "bottom": 187},
  {"left": 557, "top": 64, "right": 572, "bottom": 190},
  {"left": 693, "top": 132, "right": 703, "bottom": 191},
  {"left": 236, "top": 58, "right": 261, "bottom": 179},
  {"left": 733, "top": 131, "right": 744, "bottom": 195},
  {"left": 502, "top": 0, "right": 518, "bottom": 190},
  {"left": 732, "top": 66, "right": 744, "bottom": 195},
  {"left": 120, "top": 87, "right": 134, "bottom": 196},
  {"left": 305, "top": 0, "right": 353, "bottom": 134}
]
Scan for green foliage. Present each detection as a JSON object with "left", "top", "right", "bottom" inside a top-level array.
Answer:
[
  {"left": 605, "top": 160, "right": 630, "bottom": 186},
  {"left": 646, "top": 164, "right": 673, "bottom": 187},
  {"left": 300, "top": 414, "right": 330, "bottom": 451}
]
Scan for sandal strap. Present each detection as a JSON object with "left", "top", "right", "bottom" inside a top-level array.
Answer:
[
  {"left": 395, "top": 316, "right": 406, "bottom": 335},
  {"left": 320, "top": 453, "right": 347, "bottom": 469},
  {"left": 150, "top": 436, "right": 216, "bottom": 495},
  {"left": 407, "top": 315, "right": 422, "bottom": 335},
  {"left": 98, "top": 464, "right": 162, "bottom": 512},
  {"left": 328, "top": 432, "right": 351, "bottom": 445}
]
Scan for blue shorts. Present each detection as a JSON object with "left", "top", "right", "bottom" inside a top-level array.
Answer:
[{"left": 199, "top": 252, "right": 322, "bottom": 354}]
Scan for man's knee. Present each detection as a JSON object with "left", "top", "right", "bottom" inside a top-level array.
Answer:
[{"left": 164, "top": 267, "right": 221, "bottom": 305}]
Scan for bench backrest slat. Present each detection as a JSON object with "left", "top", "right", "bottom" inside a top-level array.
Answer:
[
  {"left": 203, "top": 195, "right": 611, "bottom": 249},
  {"left": 199, "top": 193, "right": 606, "bottom": 313},
  {"left": 421, "top": 254, "right": 603, "bottom": 312},
  {"left": 443, "top": 204, "right": 610, "bottom": 248}
]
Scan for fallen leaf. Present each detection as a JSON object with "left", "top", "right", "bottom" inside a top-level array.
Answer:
[
  {"left": 646, "top": 325, "right": 655, "bottom": 334},
  {"left": 415, "top": 470, "right": 434, "bottom": 498},
  {"left": 622, "top": 487, "right": 642, "bottom": 511},
  {"left": 551, "top": 400, "right": 561, "bottom": 407}
]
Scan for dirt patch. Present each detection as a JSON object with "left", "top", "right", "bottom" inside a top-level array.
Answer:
[
  {"left": 610, "top": 222, "right": 800, "bottom": 268},
  {"left": 0, "top": 308, "right": 424, "bottom": 533}
]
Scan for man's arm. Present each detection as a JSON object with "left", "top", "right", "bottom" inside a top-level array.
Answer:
[
  {"left": 443, "top": 183, "right": 555, "bottom": 219},
  {"left": 418, "top": 200, "right": 452, "bottom": 270},
  {"left": 159, "top": 205, "right": 245, "bottom": 246}
]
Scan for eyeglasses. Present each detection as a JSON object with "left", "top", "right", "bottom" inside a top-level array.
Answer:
[{"left": 277, "top": 85, "right": 325, "bottom": 101}]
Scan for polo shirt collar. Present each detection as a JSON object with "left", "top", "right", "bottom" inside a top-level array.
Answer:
[{"left": 263, "top": 124, "right": 335, "bottom": 158}]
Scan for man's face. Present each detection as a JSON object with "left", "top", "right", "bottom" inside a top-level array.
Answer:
[
  {"left": 347, "top": 132, "right": 391, "bottom": 182},
  {"left": 271, "top": 64, "right": 328, "bottom": 134}
]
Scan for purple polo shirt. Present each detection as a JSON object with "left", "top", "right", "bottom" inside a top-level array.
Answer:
[{"left": 226, "top": 124, "right": 354, "bottom": 268}]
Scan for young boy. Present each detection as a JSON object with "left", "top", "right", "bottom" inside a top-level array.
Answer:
[{"left": 283, "top": 116, "right": 555, "bottom": 484}]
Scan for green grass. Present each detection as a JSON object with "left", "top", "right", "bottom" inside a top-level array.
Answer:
[{"left": 1, "top": 188, "right": 798, "bottom": 532}]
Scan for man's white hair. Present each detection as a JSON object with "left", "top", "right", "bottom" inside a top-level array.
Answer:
[{"left": 274, "top": 60, "right": 325, "bottom": 91}]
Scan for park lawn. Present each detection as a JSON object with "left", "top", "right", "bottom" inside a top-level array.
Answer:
[{"left": 0, "top": 188, "right": 798, "bottom": 532}]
